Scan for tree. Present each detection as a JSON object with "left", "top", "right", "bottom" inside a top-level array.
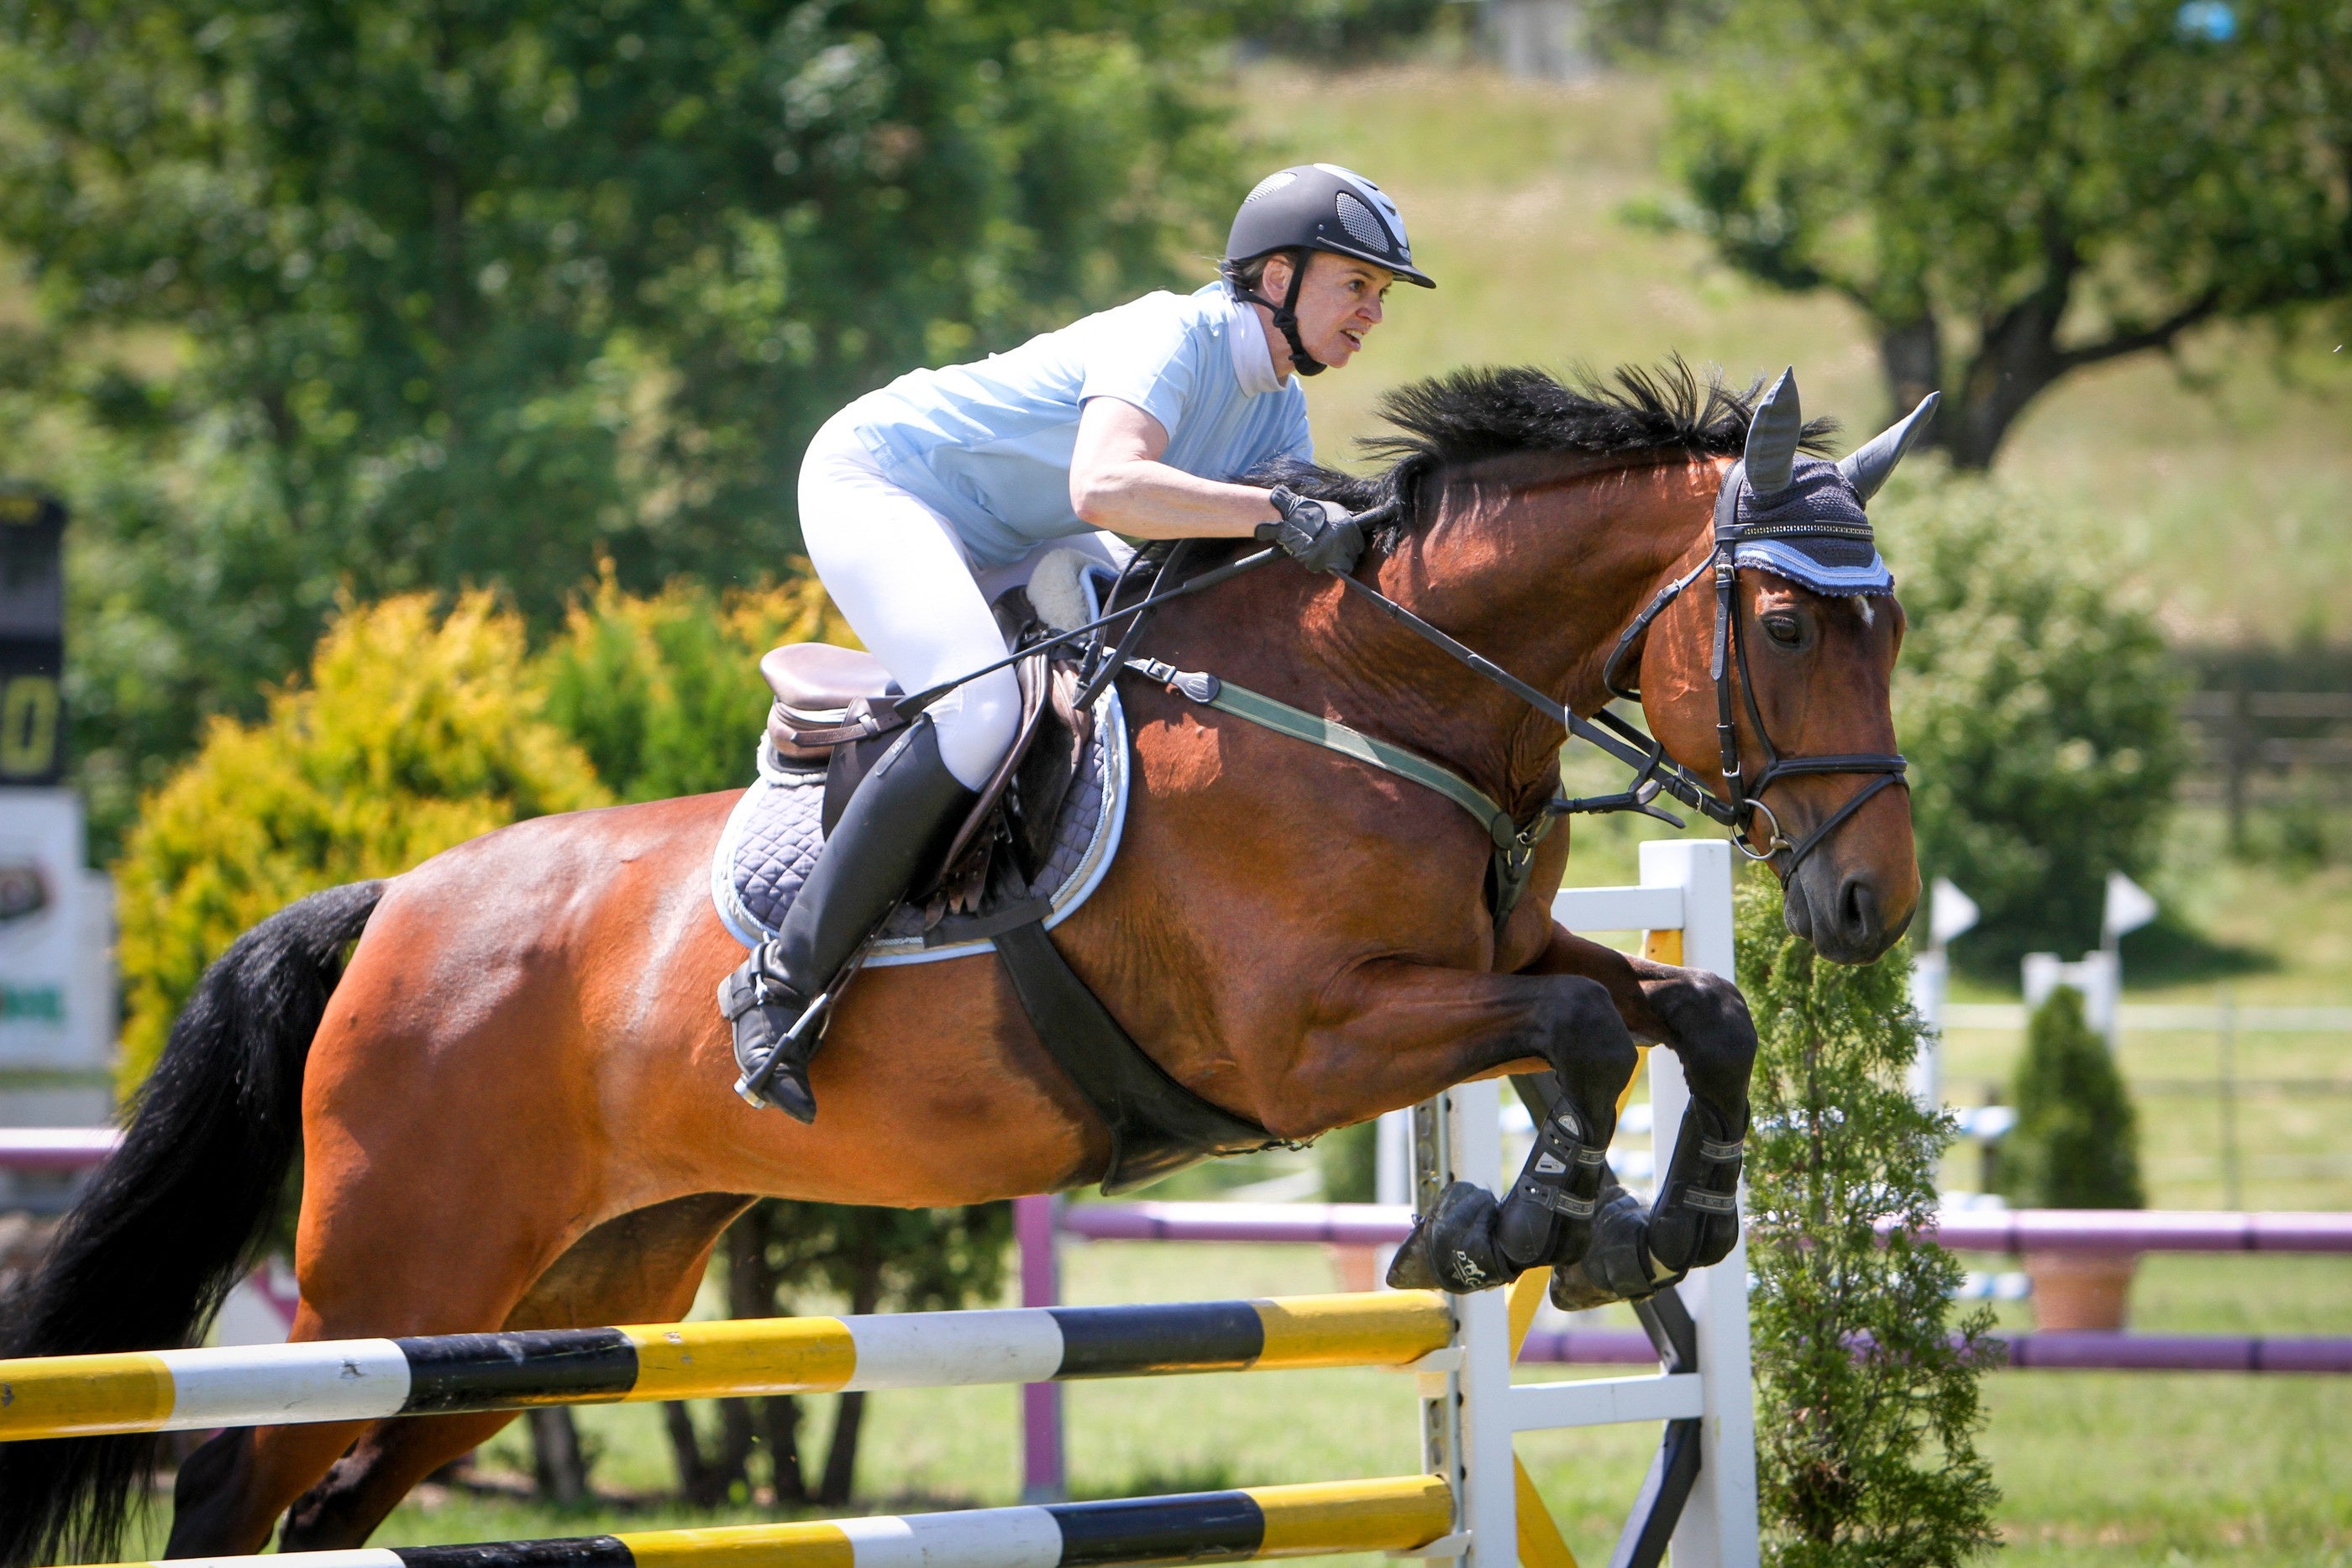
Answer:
[
  {"left": 0, "top": 0, "right": 1234, "bottom": 851},
  {"left": 1880, "top": 478, "right": 2185, "bottom": 972},
  {"left": 1737, "top": 874, "right": 2000, "bottom": 1566},
  {"left": 1657, "top": 0, "right": 2352, "bottom": 468}
]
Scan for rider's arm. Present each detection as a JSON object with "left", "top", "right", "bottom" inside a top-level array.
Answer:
[{"left": 1069, "top": 396, "right": 1280, "bottom": 539}]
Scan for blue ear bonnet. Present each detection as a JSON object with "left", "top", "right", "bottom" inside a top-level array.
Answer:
[{"left": 1730, "top": 458, "right": 1894, "bottom": 596}]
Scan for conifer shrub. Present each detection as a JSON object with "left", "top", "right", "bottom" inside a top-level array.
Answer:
[
  {"left": 113, "top": 592, "right": 607, "bottom": 1090},
  {"left": 1737, "top": 874, "right": 2000, "bottom": 1565},
  {"left": 1997, "top": 988, "right": 2145, "bottom": 1210}
]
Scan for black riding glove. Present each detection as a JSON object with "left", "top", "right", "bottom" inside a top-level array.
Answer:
[{"left": 1258, "top": 487, "right": 1366, "bottom": 574}]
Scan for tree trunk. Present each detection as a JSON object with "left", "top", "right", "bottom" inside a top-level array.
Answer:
[
  {"left": 1876, "top": 314, "right": 1944, "bottom": 429},
  {"left": 664, "top": 1399, "right": 757, "bottom": 1507},
  {"left": 765, "top": 1393, "right": 811, "bottom": 1503},
  {"left": 528, "top": 1407, "right": 591, "bottom": 1504},
  {"left": 816, "top": 1392, "right": 866, "bottom": 1507}
]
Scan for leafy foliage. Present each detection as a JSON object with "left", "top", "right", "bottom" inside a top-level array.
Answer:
[
  {"left": 537, "top": 564, "right": 854, "bottom": 802},
  {"left": 0, "top": 0, "right": 1235, "bottom": 852},
  {"left": 1880, "top": 478, "right": 2186, "bottom": 972},
  {"left": 1998, "top": 986, "right": 2145, "bottom": 1210},
  {"left": 1737, "top": 873, "right": 1999, "bottom": 1566},
  {"left": 1656, "top": 0, "right": 2352, "bottom": 467},
  {"left": 111, "top": 592, "right": 605, "bottom": 1091}
]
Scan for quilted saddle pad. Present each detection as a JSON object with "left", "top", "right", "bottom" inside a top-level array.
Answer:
[{"left": 709, "top": 685, "right": 1129, "bottom": 968}]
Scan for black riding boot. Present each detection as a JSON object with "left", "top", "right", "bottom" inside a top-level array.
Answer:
[{"left": 721, "top": 716, "right": 975, "bottom": 1120}]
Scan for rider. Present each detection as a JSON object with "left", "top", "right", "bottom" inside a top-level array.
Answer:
[{"left": 722, "top": 164, "right": 1435, "bottom": 1120}]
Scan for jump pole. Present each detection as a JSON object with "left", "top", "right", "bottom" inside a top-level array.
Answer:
[
  {"left": 0, "top": 1293, "right": 1453, "bottom": 1443},
  {"left": 81, "top": 1475, "right": 1458, "bottom": 1568}
]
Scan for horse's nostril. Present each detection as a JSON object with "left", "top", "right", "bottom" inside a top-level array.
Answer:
[{"left": 1840, "top": 878, "right": 1879, "bottom": 945}]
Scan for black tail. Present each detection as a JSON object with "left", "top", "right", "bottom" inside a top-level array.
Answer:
[{"left": 0, "top": 879, "right": 386, "bottom": 1567}]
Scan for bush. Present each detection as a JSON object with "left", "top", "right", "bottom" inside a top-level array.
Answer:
[
  {"left": 113, "top": 592, "right": 607, "bottom": 1091},
  {"left": 536, "top": 566, "right": 854, "bottom": 802},
  {"left": 1997, "top": 988, "right": 2144, "bottom": 1211},
  {"left": 1737, "top": 873, "right": 2000, "bottom": 1565},
  {"left": 1880, "top": 479, "right": 2186, "bottom": 973}
]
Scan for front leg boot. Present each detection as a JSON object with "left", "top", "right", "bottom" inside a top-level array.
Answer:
[
  {"left": 1384, "top": 1180, "right": 1511, "bottom": 1293},
  {"left": 1548, "top": 1180, "right": 1677, "bottom": 1311},
  {"left": 1494, "top": 1100, "right": 1609, "bottom": 1272},
  {"left": 1646, "top": 1100, "right": 1746, "bottom": 1273}
]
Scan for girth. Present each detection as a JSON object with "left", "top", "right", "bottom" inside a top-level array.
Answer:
[{"left": 993, "top": 921, "right": 1289, "bottom": 1195}]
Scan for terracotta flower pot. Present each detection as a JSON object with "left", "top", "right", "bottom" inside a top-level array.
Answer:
[
  {"left": 1327, "top": 1243, "right": 1383, "bottom": 1294},
  {"left": 2024, "top": 1250, "right": 2139, "bottom": 1330}
]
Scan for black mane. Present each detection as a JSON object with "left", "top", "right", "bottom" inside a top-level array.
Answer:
[{"left": 1254, "top": 356, "right": 1836, "bottom": 541}]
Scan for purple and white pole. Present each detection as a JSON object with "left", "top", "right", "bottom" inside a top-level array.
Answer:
[{"left": 1015, "top": 1193, "right": 1065, "bottom": 1500}]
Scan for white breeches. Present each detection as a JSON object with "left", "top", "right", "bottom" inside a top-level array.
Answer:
[{"left": 799, "top": 415, "right": 1129, "bottom": 790}]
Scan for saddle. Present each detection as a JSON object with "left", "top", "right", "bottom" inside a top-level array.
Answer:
[
  {"left": 759, "top": 591, "right": 1091, "bottom": 923},
  {"left": 749, "top": 566, "right": 1283, "bottom": 1193}
]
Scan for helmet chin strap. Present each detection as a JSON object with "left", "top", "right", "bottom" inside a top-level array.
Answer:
[{"left": 1227, "top": 250, "right": 1326, "bottom": 377}]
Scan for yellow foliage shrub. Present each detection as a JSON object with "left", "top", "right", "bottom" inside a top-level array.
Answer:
[
  {"left": 113, "top": 593, "right": 608, "bottom": 1090},
  {"left": 536, "top": 563, "right": 857, "bottom": 802}
]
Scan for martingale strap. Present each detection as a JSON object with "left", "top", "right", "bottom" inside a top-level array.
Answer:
[{"left": 1126, "top": 657, "right": 1557, "bottom": 925}]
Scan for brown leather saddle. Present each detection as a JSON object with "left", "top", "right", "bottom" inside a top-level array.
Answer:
[{"left": 750, "top": 595, "right": 1284, "bottom": 1193}]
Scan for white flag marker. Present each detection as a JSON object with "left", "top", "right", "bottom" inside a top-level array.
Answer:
[
  {"left": 2102, "top": 871, "right": 2158, "bottom": 949},
  {"left": 1928, "top": 878, "right": 1980, "bottom": 951}
]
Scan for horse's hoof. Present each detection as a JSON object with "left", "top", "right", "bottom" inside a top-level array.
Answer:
[{"left": 1391, "top": 1180, "right": 1510, "bottom": 1294}]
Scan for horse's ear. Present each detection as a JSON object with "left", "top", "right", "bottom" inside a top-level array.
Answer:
[
  {"left": 1744, "top": 367, "right": 1802, "bottom": 496},
  {"left": 1839, "top": 391, "right": 1941, "bottom": 504}
]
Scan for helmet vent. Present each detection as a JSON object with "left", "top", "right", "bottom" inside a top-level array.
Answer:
[
  {"left": 1334, "top": 191, "right": 1389, "bottom": 254},
  {"left": 1244, "top": 170, "right": 1298, "bottom": 205}
]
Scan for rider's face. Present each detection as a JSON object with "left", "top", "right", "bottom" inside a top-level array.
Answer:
[{"left": 1261, "top": 253, "right": 1394, "bottom": 372}]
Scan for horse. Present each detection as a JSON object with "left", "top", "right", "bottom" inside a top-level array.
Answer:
[{"left": 0, "top": 360, "right": 1920, "bottom": 1564}]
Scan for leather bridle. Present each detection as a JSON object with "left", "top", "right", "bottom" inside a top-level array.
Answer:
[{"left": 1597, "top": 459, "right": 1908, "bottom": 876}]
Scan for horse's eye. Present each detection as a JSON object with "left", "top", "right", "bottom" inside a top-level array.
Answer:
[{"left": 1762, "top": 612, "right": 1807, "bottom": 649}]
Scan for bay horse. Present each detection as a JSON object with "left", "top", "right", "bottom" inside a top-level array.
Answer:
[{"left": 0, "top": 361, "right": 1919, "bottom": 1563}]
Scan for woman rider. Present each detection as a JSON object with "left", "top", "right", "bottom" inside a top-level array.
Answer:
[{"left": 723, "top": 164, "right": 1435, "bottom": 1121}]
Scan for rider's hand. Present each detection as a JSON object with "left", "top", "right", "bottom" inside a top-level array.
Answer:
[{"left": 1258, "top": 487, "right": 1367, "bottom": 574}]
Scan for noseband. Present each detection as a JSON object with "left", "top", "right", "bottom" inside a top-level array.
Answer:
[{"left": 1597, "top": 459, "right": 1908, "bottom": 876}]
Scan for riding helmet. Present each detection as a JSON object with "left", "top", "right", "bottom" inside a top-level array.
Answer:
[{"left": 1225, "top": 164, "right": 1436, "bottom": 290}]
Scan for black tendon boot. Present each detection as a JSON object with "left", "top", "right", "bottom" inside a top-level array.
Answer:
[
  {"left": 722, "top": 716, "right": 976, "bottom": 1120},
  {"left": 1645, "top": 1099, "right": 1747, "bottom": 1274}
]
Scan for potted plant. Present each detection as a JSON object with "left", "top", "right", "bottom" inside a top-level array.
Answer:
[{"left": 1997, "top": 985, "right": 2146, "bottom": 1329}]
